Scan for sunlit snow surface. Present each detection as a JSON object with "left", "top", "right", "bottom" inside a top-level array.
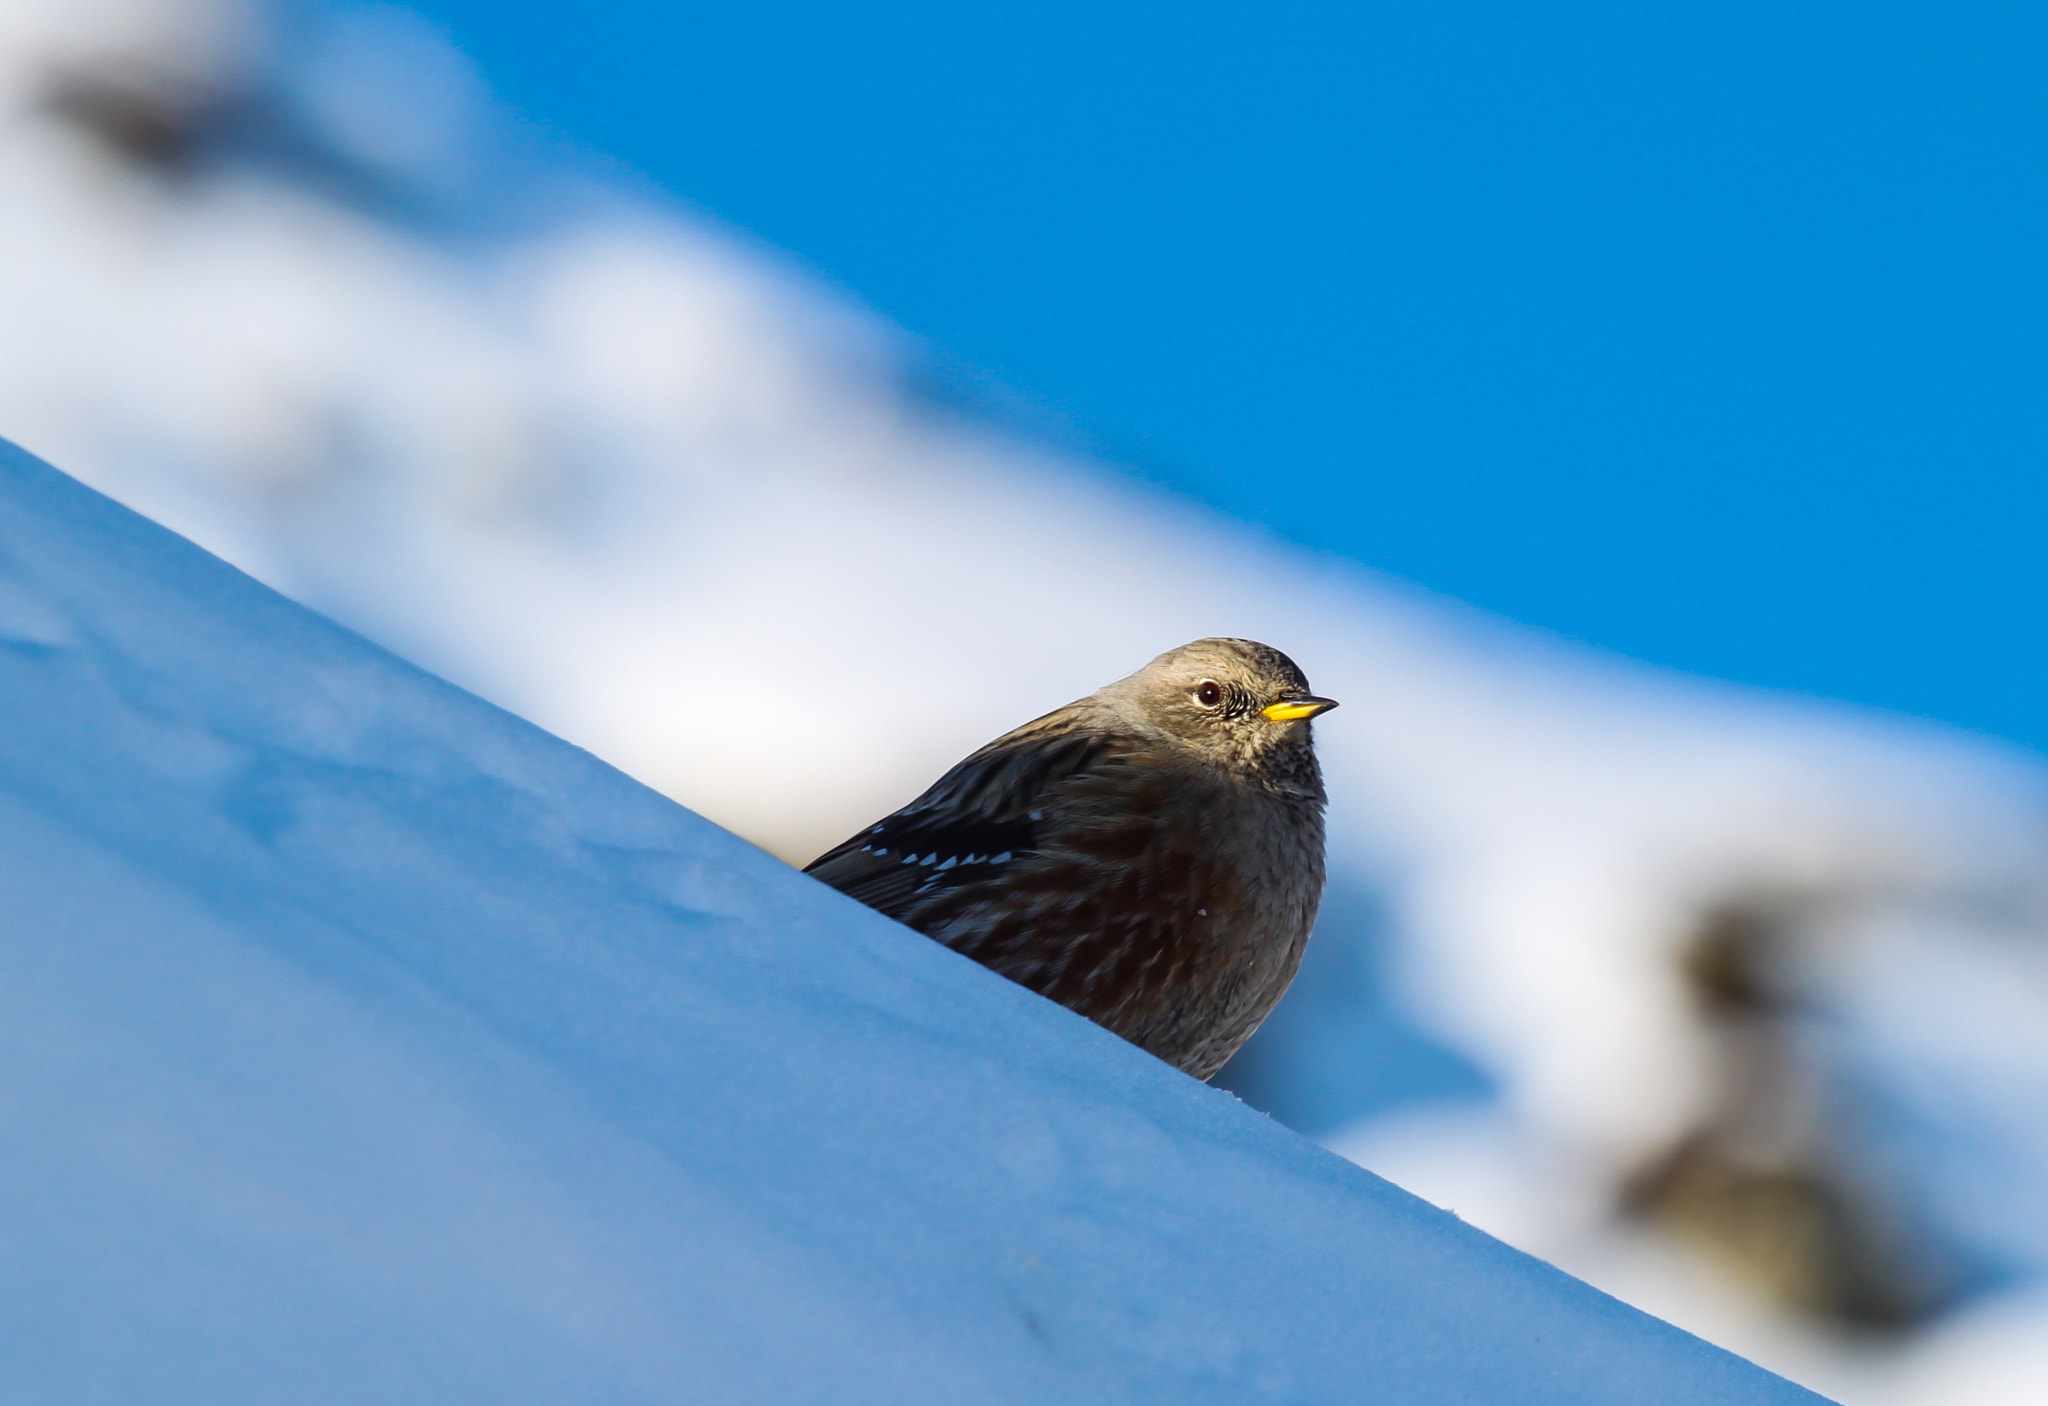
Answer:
[
  {"left": 0, "top": 440, "right": 1826, "bottom": 1402},
  {"left": 0, "top": 1, "right": 2046, "bottom": 1400}
]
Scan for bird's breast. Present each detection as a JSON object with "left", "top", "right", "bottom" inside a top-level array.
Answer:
[{"left": 904, "top": 749, "right": 1325, "bottom": 1080}]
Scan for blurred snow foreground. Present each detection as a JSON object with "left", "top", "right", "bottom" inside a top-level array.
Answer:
[
  {"left": 0, "top": 0, "right": 2045, "bottom": 1398},
  {"left": 0, "top": 440, "right": 1826, "bottom": 1403}
]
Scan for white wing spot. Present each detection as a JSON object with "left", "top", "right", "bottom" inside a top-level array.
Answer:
[
  {"left": 1197, "top": 908, "right": 1208, "bottom": 916},
  {"left": 991, "top": 851, "right": 1012, "bottom": 864},
  {"left": 936, "top": 856, "right": 957, "bottom": 870},
  {"left": 920, "top": 854, "right": 937, "bottom": 866}
]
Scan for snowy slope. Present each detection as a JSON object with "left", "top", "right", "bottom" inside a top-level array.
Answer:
[{"left": 0, "top": 440, "right": 1824, "bottom": 1402}]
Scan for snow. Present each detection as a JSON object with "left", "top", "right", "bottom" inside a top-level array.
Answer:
[
  {"left": 0, "top": 438, "right": 1822, "bottom": 1401},
  {"left": 0, "top": 0, "right": 2045, "bottom": 1399}
]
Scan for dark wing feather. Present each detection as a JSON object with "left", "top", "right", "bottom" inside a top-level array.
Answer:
[{"left": 804, "top": 723, "right": 1117, "bottom": 922}]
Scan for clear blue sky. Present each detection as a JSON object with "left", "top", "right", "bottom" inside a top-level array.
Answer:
[{"left": 407, "top": 0, "right": 2048, "bottom": 749}]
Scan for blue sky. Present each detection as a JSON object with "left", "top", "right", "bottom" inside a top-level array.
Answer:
[{"left": 407, "top": 0, "right": 2048, "bottom": 749}]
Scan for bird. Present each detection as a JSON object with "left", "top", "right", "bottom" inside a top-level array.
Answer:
[{"left": 805, "top": 638, "right": 1336, "bottom": 1080}]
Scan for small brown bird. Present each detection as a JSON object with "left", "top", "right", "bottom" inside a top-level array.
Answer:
[{"left": 805, "top": 639, "right": 1336, "bottom": 1079}]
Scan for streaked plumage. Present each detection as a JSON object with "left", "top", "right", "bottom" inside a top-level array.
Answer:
[{"left": 805, "top": 638, "right": 1334, "bottom": 1079}]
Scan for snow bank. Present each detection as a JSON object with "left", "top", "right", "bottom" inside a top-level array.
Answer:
[{"left": 0, "top": 439, "right": 1822, "bottom": 1402}]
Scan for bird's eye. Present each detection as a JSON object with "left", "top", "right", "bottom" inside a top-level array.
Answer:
[{"left": 1193, "top": 681, "right": 1224, "bottom": 708}]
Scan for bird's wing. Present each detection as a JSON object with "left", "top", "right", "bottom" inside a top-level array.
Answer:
[{"left": 804, "top": 724, "right": 1121, "bottom": 922}]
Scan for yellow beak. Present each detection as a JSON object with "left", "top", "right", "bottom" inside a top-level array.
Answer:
[{"left": 1261, "top": 696, "right": 1339, "bottom": 722}]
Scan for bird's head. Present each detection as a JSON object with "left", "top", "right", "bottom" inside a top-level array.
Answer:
[{"left": 1105, "top": 638, "right": 1336, "bottom": 792}]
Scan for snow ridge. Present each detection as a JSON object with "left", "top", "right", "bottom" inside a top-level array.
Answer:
[{"left": 0, "top": 439, "right": 1821, "bottom": 1402}]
